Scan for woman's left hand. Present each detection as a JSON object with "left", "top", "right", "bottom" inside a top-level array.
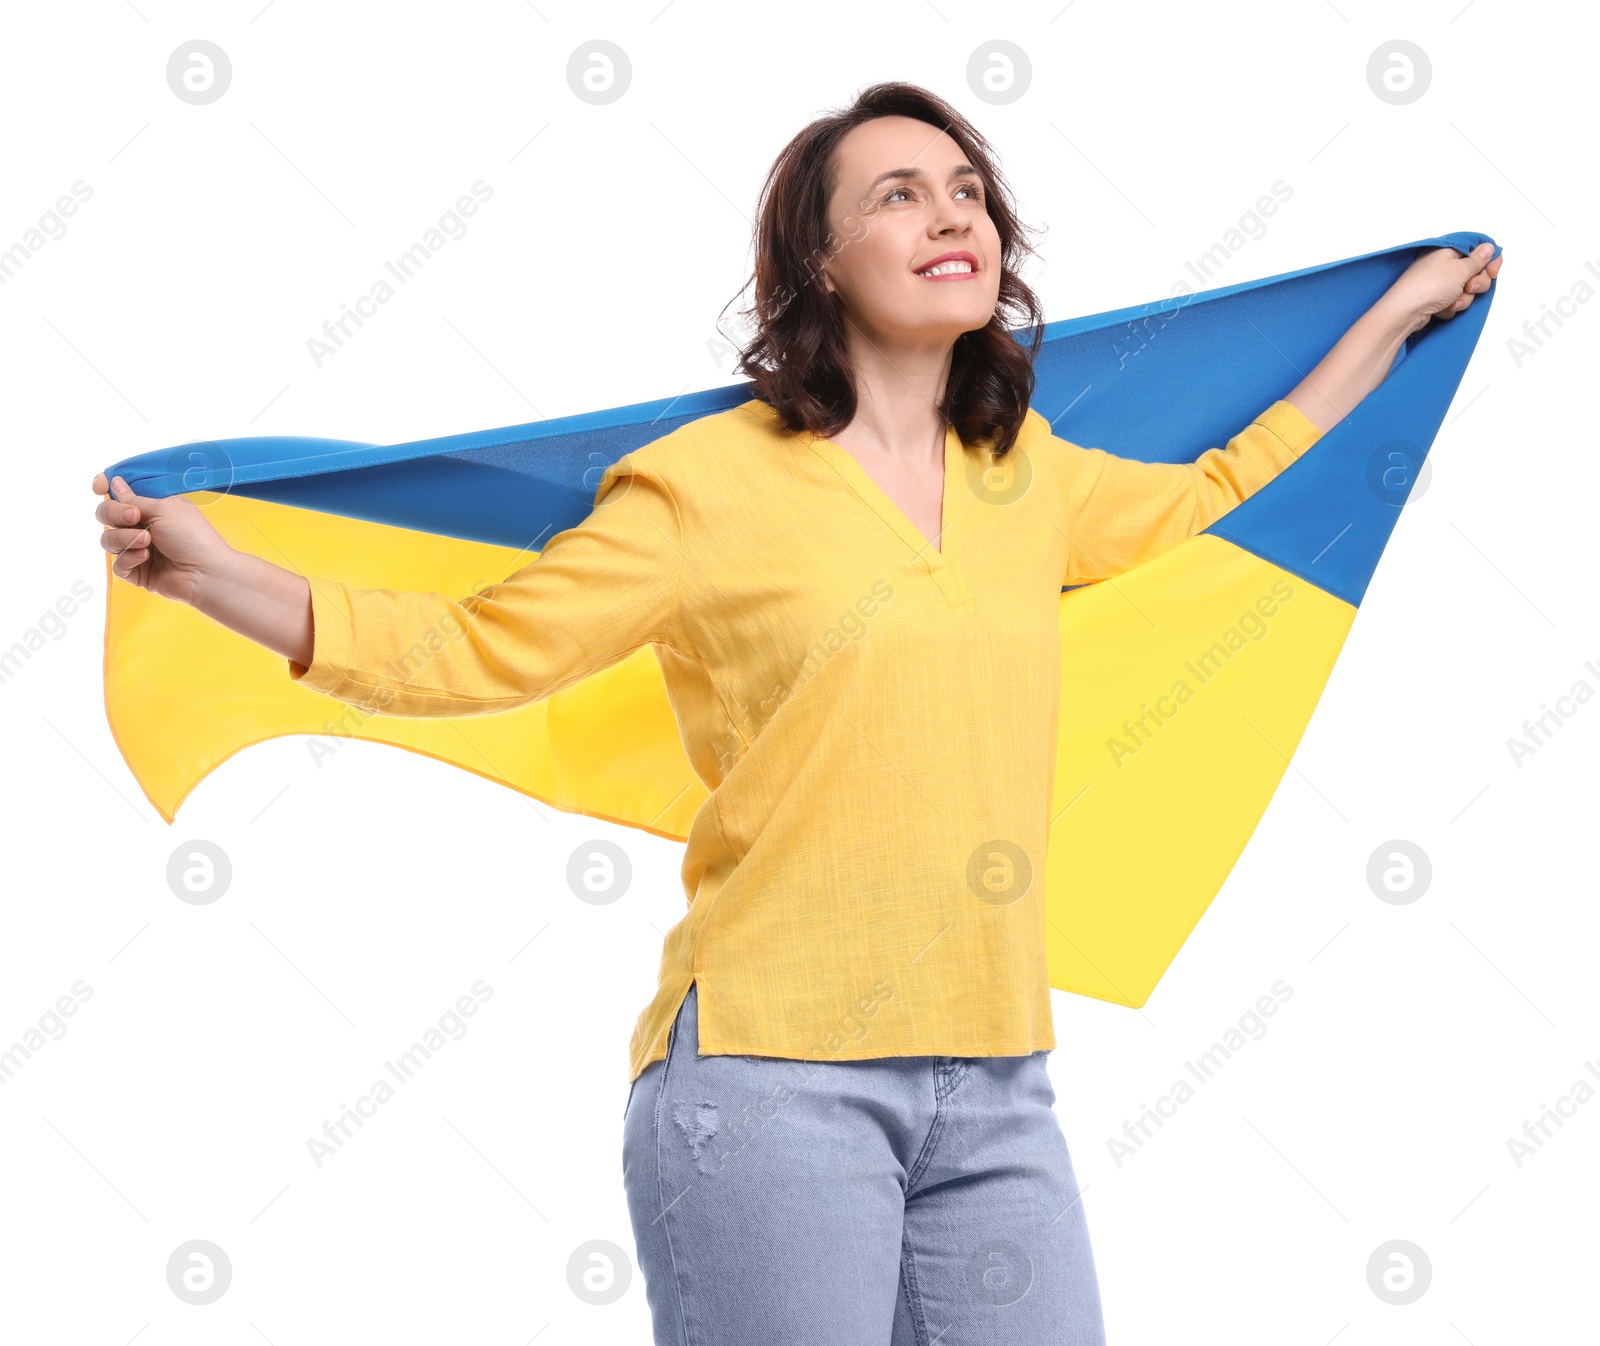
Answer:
[{"left": 1384, "top": 241, "right": 1505, "bottom": 337}]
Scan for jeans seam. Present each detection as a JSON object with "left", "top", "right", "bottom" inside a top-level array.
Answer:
[
  {"left": 655, "top": 981, "right": 694, "bottom": 1345},
  {"left": 899, "top": 1227, "right": 933, "bottom": 1346},
  {"left": 905, "top": 1061, "right": 948, "bottom": 1196}
]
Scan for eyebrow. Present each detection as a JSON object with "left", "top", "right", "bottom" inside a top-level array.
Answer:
[{"left": 864, "top": 163, "right": 982, "bottom": 194}]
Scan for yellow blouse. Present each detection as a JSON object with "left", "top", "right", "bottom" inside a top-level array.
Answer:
[{"left": 289, "top": 395, "right": 1324, "bottom": 1081}]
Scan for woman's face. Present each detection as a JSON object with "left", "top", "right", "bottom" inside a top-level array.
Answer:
[{"left": 820, "top": 114, "right": 1004, "bottom": 351}]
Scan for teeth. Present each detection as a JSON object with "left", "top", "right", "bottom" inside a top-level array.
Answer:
[{"left": 919, "top": 260, "right": 973, "bottom": 276}]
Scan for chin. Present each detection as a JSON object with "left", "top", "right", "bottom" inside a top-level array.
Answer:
[
  {"left": 883, "top": 300, "right": 995, "bottom": 344},
  {"left": 912, "top": 296, "right": 995, "bottom": 327},
  {"left": 944, "top": 304, "right": 998, "bottom": 334}
]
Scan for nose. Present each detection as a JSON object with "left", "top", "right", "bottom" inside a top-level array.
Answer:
[{"left": 929, "top": 193, "right": 971, "bottom": 238}]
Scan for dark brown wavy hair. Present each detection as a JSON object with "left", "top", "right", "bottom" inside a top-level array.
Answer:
[{"left": 724, "top": 81, "right": 1046, "bottom": 460}]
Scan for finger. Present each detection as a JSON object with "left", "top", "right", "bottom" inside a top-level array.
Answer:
[
  {"left": 100, "top": 526, "right": 151, "bottom": 555},
  {"left": 1465, "top": 241, "right": 1497, "bottom": 278},
  {"left": 112, "top": 546, "right": 149, "bottom": 578},
  {"left": 95, "top": 493, "right": 143, "bottom": 527},
  {"left": 108, "top": 475, "right": 154, "bottom": 509},
  {"left": 92, "top": 470, "right": 108, "bottom": 493},
  {"left": 106, "top": 475, "right": 162, "bottom": 524}
]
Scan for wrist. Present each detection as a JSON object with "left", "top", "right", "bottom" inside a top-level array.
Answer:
[
  {"left": 1370, "top": 290, "right": 1427, "bottom": 342},
  {"left": 190, "top": 538, "right": 246, "bottom": 615}
]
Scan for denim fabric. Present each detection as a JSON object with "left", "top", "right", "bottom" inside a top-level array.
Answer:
[{"left": 621, "top": 981, "right": 1106, "bottom": 1344}]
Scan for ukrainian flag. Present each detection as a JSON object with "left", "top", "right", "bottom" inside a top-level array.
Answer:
[{"left": 99, "top": 232, "right": 1498, "bottom": 1009}]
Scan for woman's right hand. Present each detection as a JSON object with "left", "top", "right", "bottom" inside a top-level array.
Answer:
[{"left": 91, "top": 471, "right": 232, "bottom": 606}]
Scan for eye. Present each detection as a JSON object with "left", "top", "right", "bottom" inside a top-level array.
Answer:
[
  {"left": 955, "top": 181, "right": 984, "bottom": 201},
  {"left": 885, "top": 186, "right": 913, "bottom": 203}
]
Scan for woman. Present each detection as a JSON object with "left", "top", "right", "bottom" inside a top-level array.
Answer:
[{"left": 92, "top": 82, "right": 1499, "bottom": 1345}]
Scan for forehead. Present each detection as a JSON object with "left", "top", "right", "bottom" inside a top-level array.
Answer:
[{"left": 831, "top": 115, "right": 969, "bottom": 190}]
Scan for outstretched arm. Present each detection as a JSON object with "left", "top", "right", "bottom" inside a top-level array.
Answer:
[
  {"left": 94, "top": 455, "right": 687, "bottom": 718},
  {"left": 1054, "top": 402, "right": 1323, "bottom": 586},
  {"left": 1284, "top": 241, "right": 1503, "bottom": 432},
  {"left": 277, "top": 459, "right": 687, "bottom": 717},
  {"left": 1055, "top": 242, "right": 1505, "bottom": 586}
]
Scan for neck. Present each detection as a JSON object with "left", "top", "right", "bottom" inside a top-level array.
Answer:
[{"left": 833, "top": 319, "right": 956, "bottom": 461}]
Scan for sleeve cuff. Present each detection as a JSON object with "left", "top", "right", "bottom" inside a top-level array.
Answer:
[
  {"left": 286, "top": 577, "right": 358, "bottom": 697},
  {"left": 1255, "top": 399, "right": 1325, "bottom": 459}
]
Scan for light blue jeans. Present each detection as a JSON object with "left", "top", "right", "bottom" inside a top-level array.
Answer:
[{"left": 622, "top": 981, "right": 1107, "bottom": 1344}]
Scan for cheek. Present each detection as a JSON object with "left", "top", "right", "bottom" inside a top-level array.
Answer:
[
  {"left": 831, "top": 234, "right": 900, "bottom": 303},
  {"left": 980, "top": 225, "right": 1004, "bottom": 296},
  {"left": 834, "top": 208, "right": 872, "bottom": 249},
  {"left": 979, "top": 219, "right": 1003, "bottom": 262}
]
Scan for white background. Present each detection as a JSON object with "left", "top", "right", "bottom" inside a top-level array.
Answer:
[{"left": 2, "top": 0, "right": 1594, "bottom": 1341}]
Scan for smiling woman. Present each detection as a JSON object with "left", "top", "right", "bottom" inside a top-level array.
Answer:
[
  {"left": 92, "top": 75, "right": 1502, "bottom": 1346},
  {"left": 733, "top": 87, "right": 1043, "bottom": 468}
]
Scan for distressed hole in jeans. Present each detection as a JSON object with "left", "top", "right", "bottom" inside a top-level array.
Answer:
[{"left": 670, "top": 1100, "right": 724, "bottom": 1174}]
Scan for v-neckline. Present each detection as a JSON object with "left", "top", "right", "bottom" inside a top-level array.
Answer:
[{"left": 804, "top": 420, "right": 962, "bottom": 571}]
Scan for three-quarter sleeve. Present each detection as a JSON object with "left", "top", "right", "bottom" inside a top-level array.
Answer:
[
  {"left": 1055, "top": 398, "right": 1323, "bottom": 587},
  {"left": 286, "top": 454, "right": 685, "bottom": 717}
]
